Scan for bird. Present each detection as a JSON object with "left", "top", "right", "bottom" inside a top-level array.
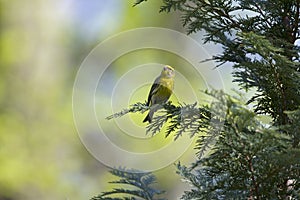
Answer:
[{"left": 143, "top": 65, "right": 175, "bottom": 123}]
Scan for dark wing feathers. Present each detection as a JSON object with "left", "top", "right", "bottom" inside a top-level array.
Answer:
[{"left": 146, "top": 83, "right": 160, "bottom": 106}]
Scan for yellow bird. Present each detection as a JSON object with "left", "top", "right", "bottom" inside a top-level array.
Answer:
[{"left": 143, "top": 65, "right": 175, "bottom": 123}]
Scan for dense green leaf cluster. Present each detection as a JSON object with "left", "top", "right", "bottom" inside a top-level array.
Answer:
[
  {"left": 155, "top": 0, "right": 300, "bottom": 126},
  {"left": 177, "top": 96, "right": 300, "bottom": 199}
]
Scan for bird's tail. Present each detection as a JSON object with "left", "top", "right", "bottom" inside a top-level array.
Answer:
[
  {"left": 143, "top": 109, "right": 154, "bottom": 123},
  {"left": 142, "top": 113, "right": 151, "bottom": 123},
  {"left": 142, "top": 104, "right": 161, "bottom": 123}
]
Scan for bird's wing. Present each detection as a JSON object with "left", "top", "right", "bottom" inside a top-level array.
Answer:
[{"left": 146, "top": 76, "right": 161, "bottom": 106}]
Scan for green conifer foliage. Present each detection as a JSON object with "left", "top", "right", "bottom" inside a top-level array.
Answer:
[{"left": 92, "top": 0, "right": 300, "bottom": 199}]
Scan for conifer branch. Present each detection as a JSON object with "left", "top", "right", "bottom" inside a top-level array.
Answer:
[
  {"left": 106, "top": 102, "right": 149, "bottom": 120},
  {"left": 107, "top": 101, "right": 211, "bottom": 140},
  {"left": 91, "top": 168, "right": 165, "bottom": 200}
]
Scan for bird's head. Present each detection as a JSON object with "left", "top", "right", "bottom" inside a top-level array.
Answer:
[{"left": 161, "top": 65, "right": 175, "bottom": 78}]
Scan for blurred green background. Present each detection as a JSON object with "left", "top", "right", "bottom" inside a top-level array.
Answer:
[{"left": 0, "top": 1, "right": 232, "bottom": 199}]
